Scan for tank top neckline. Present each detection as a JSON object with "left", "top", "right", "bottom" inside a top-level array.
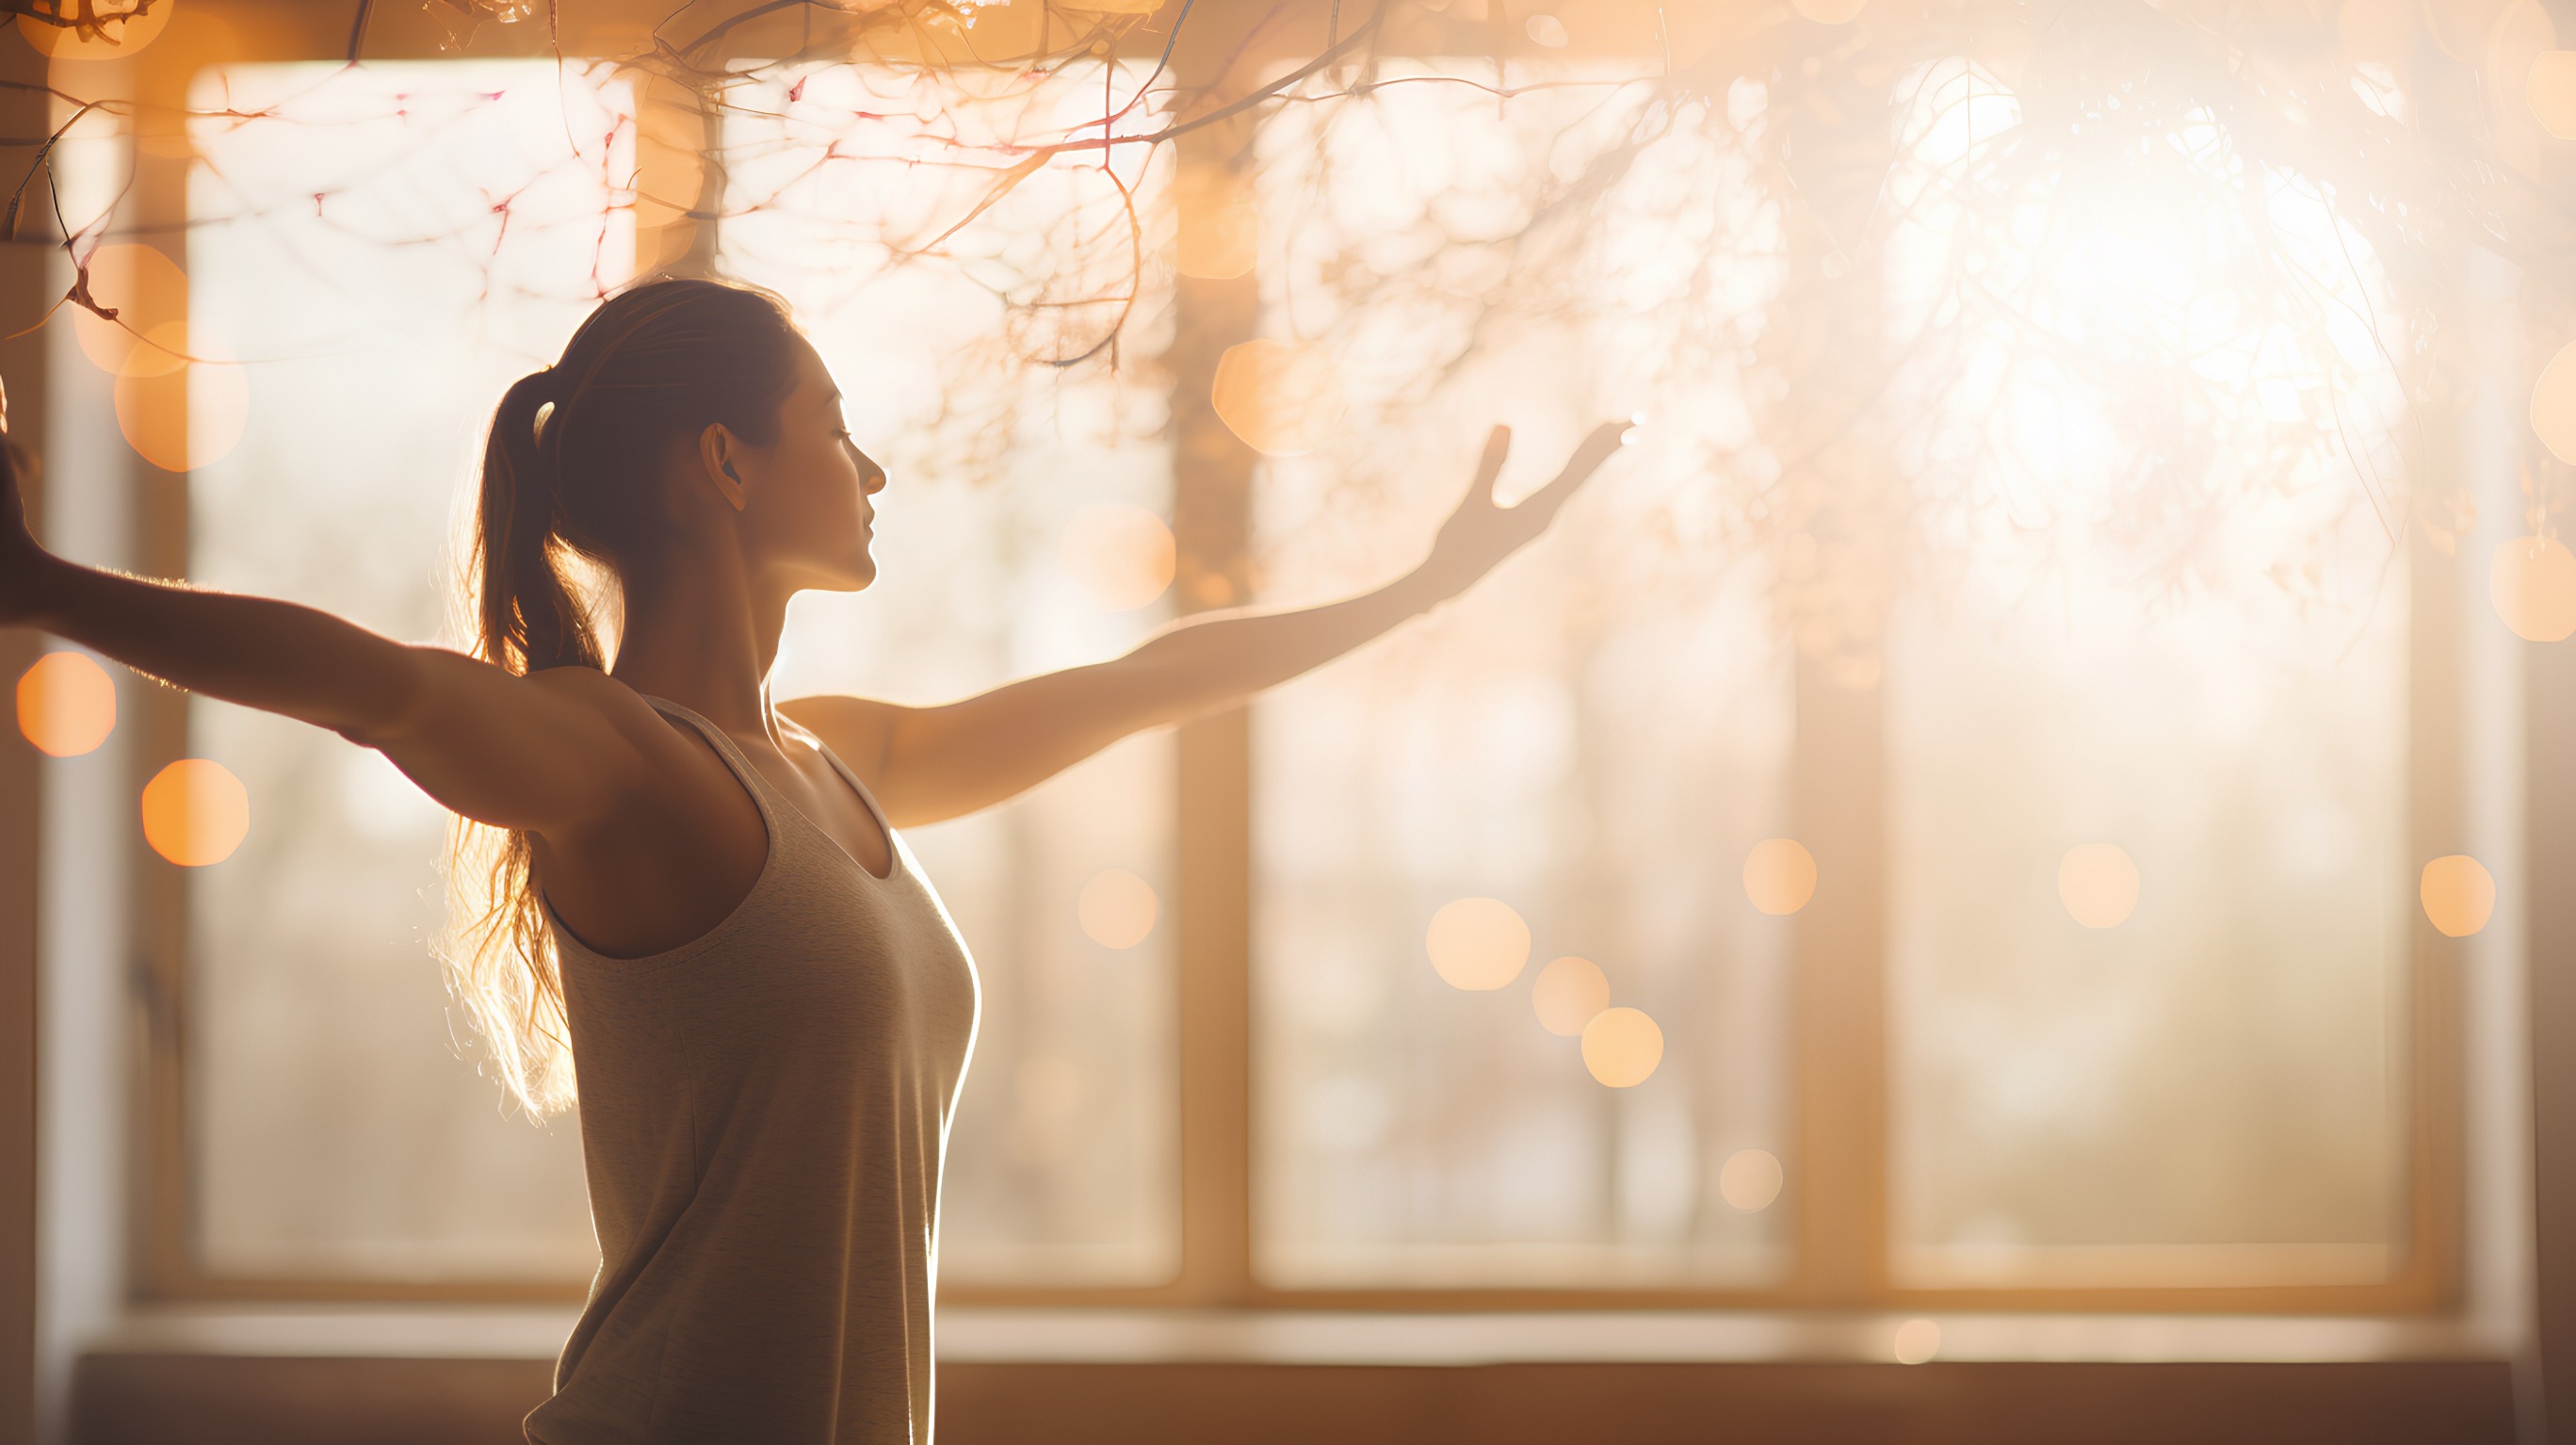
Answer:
[
  {"left": 544, "top": 697, "right": 901, "bottom": 973},
  {"left": 644, "top": 695, "right": 901, "bottom": 885}
]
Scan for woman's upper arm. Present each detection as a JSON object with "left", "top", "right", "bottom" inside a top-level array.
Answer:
[
  {"left": 361, "top": 650, "right": 667, "bottom": 837},
  {"left": 780, "top": 660, "right": 1166, "bottom": 828},
  {"left": 778, "top": 692, "right": 906, "bottom": 793}
]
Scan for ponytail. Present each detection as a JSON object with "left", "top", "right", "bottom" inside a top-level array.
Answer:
[
  {"left": 478, "top": 371, "right": 607, "bottom": 678},
  {"left": 440, "top": 279, "right": 803, "bottom": 1116}
]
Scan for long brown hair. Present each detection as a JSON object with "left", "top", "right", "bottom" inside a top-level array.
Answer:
[{"left": 445, "top": 278, "right": 805, "bottom": 1114}]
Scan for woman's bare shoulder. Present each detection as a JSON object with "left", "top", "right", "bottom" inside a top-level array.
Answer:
[
  {"left": 777, "top": 692, "right": 905, "bottom": 781},
  {"left": 521, "top": 665, "right": 705, "bottom": 764}
]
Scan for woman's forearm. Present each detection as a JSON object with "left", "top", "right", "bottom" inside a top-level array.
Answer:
[
  {"left": 867, "top": 562, "right": 1455, "bottom": 824},
  {"left": 24, "top": 551, "right": 428, "bottom": 741},
  {"left": 1123, "top": 561, "right": 1452, "bottom": 723}
]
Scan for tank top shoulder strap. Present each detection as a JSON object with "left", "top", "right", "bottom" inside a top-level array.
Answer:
[
  {"left": 778, "top": 717, "right": 896, "bottom": 831},
  {"left": 640, "top": 696, "right": 784, "bottom": 838}
]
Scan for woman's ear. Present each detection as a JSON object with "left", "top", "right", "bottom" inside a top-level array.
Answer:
[{"left": 699, "top": 423, "right": 749, "bottom": 512}]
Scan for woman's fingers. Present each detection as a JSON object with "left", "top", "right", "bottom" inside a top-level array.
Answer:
[
  {"left": 1522, "top": 420, "right": 1628, "bottom": 513},
  {"left": 1470, "top": 424, "right": 1512, "bottom": 502}
]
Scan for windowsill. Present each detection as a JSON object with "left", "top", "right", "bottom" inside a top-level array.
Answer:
[{"left": 87, "top": 1304, "right": 2526, "bottom": 1367}]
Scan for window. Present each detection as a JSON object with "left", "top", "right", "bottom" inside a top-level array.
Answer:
[
  {"left": 178, "top": 61, "right": 617, "bottom": 1287},
  {"left": 1247, "top": 63, "right": 1796, "bottom": 1289},
  {"left": 115, "top": 33, "right": 2469, "bottom": 1313}
]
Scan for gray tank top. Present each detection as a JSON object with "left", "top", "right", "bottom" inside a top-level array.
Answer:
[{"left": 526, "top": 698, "right": 980, "bottom": 1444}]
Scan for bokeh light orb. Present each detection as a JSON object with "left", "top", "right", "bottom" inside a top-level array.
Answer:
[
  {"left": 1792, "top": 0, "right": 1865, "bottom": 21},
  {"left": 17, "top": 0, "right": 171, "bottom": 58},
  {"left": 2057, "top": 842, "right": 2140, "bottom": 929},
  {"left": 2335, "top": 0, "right": 2416, "bottom": 68},
  {"left": 1211, "top": 339, "right": 1345, "bottom": 457},
  {"left": 1061, "top": 503, "right": 1176, "bottom": 611},
  {"left": 2492, "top": 2, "right": 2561, "bottom": 117},
  {"left": 1742, "top": 837, "right": 1818, "bottom": 916},
  {"left": 2532, "top": 52, "right": 2576, "bottom": 137},
  {"left": 2490, "top": 535, "right": 2576, "bottom": 642},
  {"left": 16, "top": 652, "right": 115, "bottom": 757},
  {"left": 1580, "top": 1006, "right": 1663, "bottom": 1087},
  {"left": 1426, "top": 897, "right": 1531, "bottom": 990},
  {"left": 71, "top": 243, "right": 189, "bottom": 378},
  {"left": 1077, "top": 868, "right": 1158, "bottom": 949},
  {"left": 1531, "top": 955, "right": 1609, "bottom": 1035},
  {"left": 114, "top": 359, "right": 249, "bottom": 473},
  {"left": 1718, "top": 1148, "right": 1784, "bottom": 1212},
  {"left": 1524, "top": 13, "right": 1568, "bottom": 46},
  {"left": 2428, "top": 0, "right": 2509, "bottom": 62},
  {"left": 141, "top": 758, "right": 248, "bottom": 867},
  {"left": 132, "top": 320, "right": 190, "bottom": 379},
  {"left": 2420, "top": 854, "right": 2497, "bottom": 938},
  {"left": 2536, "top": 340, "right": 2576, "bottom": 464},
  {"left": 1892, "top": 1318, "right": 1942, "bottom": 1365}
]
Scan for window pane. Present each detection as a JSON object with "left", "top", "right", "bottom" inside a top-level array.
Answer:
[
  {"left": 1878, "top": 63, "right": 2410, "bottom": 1286},
  {"left": 1250, "top": 67, "right": 1796, "bottom": 1288},
  {"left": 1885, "top": 582, "right": 2407, "bottom": 1286},
  {"left": 722, "top": 63, "right": 1180, "bottom": 1286},
  {"left": 186, "top": 62, "right": 616, "bottom": 1278}
]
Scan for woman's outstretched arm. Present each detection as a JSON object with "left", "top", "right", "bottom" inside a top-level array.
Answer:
[
  {"left": 789, "top": 421, "right": 1628, "bottom": 827},
  {"left": 0, "top": 407, "right": 655, "bottom": 838}
]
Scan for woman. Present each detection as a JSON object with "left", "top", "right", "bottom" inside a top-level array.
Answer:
[{"left": 0, "top": 279, "right": 1623, "bottom": 1441}]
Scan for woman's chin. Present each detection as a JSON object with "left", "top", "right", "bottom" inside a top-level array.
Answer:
[{"left": 786, "top": 554, "right": 875, "bottom": 595}]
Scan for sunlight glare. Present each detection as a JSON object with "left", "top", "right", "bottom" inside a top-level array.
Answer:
[
  {"left": 1426, "top": 896, "right": 1531, "bottom": 990},
  {"left": 2057, "top": 843, "right": 2140, "bottom": 929},
  {"left": 2490, "top": 535, "right": 2576, "bottom": 642},
  {"left": 1580, "top": 1006, "right": 1663, "bottom": 1087},
  {"left": 2420, "top": 854, "right": 2496, "bottom": 938},
  {"left": 142, "top": 757, "right": 249, "bottom": 867},
  {"left": 15, "top": 652, "right": 114, "bottom": 757},
  {"left": 1077, "top": 868, "right": 1159, "bottom": 949},
  {"left": 1531, "top": 955, "right": 1610, "bottom": 1035}
]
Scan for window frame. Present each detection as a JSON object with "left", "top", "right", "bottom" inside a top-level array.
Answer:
[{"left": 122, "top": 6, "right": 2465, "bottom": 1316}]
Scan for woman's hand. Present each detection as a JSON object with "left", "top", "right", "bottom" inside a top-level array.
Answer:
[
  {"left": 808, "top": 417, "right": 1634, "bottom": 825},
  {"left": 1416, "top": 420, "right": 1628, "bottom": 603}
]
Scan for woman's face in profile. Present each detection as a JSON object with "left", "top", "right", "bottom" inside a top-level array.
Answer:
[{"left": 740, "top": 337, "right": 887, "bottom": 593}]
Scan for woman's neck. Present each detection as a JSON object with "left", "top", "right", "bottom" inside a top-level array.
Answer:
[{"left": 608, "top": 541, "right": 791, "bottom": 742}]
